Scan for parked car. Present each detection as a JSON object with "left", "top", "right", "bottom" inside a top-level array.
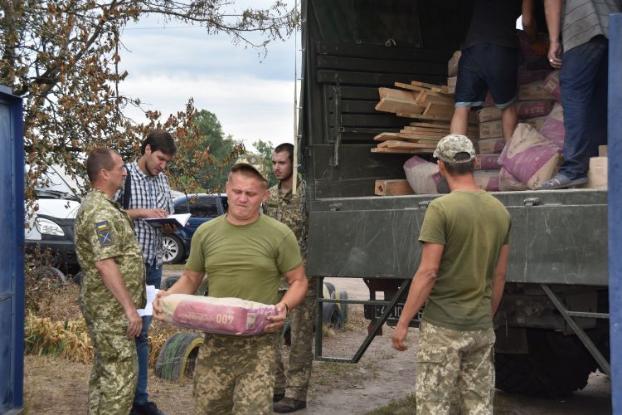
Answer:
[
  {"left": 25, "top": 164, "right": 83, "bottom": 278},
  {"left": 162, "top": 193, "right": 228, "bottom": 263}
]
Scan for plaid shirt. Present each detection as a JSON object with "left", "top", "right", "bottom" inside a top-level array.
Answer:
[{"left": 117, "top": 161, "right": 174, "bottom": 266}]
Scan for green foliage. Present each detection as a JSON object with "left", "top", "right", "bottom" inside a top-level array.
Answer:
[
  {"left": 0, "top": 0, "right": 298, "bottom": 199},
  {"left": 175, "top": 109, "right": 245, "bottom": 193},
  {"left": 253, "top": 139, "right": 277, "bottom": 187}
]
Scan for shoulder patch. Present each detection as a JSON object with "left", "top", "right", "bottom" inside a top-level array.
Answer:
[{"left": 95, "top": 220, "right": 113, "bottom": 247}]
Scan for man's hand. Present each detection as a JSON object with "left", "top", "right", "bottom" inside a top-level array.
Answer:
[
  {"left": 548, "top": 40, "right": 562, "bottom": 68},
  {"left": 391, "top": 323, "right": 409, "bottom": 351},
  {"left": 125, "top": 307, "right": 143, "bottom": 338},
  {"left": 143, "top": 208, "right": 168, "bottom": 218},
  {"left": 264, "top": 303, "right": 288, "bottom": 333},
  {"left": 152, "top": 290, "right": 171, "bottom": 321}
]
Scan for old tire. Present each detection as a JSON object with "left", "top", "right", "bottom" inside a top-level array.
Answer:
[
  {"left": 162, "top": 235, "right": 184, "bottom": 264},
  {"left": 495, "top": 329, "right": 597, "bottom": 397},
  {"left": 155, "top": 332, "right": 204, "bottom": 381}
]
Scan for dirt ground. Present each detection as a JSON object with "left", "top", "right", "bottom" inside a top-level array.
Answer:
[{"left": 23, "top": 276, "right": 613, "bottom": 414}]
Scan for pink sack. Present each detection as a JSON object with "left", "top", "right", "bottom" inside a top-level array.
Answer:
[
  {"left": 403, "top": 156, "right": 441, "bottom": 194},
  {"left": 475, "top": 154, "right": 502, "bottom": 170},
  {"left": 159, "top": 294, "right": 278, "bottom": 336},
  {"left": 499, "top": 167, "right": 528, "bottom": 191},
  {"left": 478, "top": 138, "right": 506, "bottom": 154},
  {"left": 543, "top": 71, "right": 561, "bottom": 101},
  {"left": 499, "top": 123, "right": 561, "bottom": 189},
  {"left": 539, "top": 103, "right": 565, "bottom": 149},
  {"left": 474, "top": 170, "right": 500, "bottom": 191}
]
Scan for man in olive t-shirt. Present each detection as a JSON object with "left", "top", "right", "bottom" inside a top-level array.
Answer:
[
  {"left": 392, "top": 135, "right": 511, "bottom": 415},
  {"left": 154, "top": 163, "right": 308, "bottom": 415}
]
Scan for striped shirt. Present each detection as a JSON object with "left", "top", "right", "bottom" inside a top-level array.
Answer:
[
  {"left": 117, "top": 161, "right": 174, "bottom": 266},
  {"left": 562, "top": 0, "right": 622, "bottom": 52}
]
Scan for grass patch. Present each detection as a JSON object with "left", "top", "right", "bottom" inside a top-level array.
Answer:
[{"left": 366, "top": 394, "right": 417, "bottom": 415}]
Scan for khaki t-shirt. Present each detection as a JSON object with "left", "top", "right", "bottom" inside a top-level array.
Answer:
[
  {"left": 419, "top": 190, "right": 511, "bottom": 331},
  {"left": 185, "top": 214, "right": 303, "bottom": 305}
]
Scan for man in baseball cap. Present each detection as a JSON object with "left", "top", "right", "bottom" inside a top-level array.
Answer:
[{"left": 392, "top": 133, "right": 511, "bottom": 414}]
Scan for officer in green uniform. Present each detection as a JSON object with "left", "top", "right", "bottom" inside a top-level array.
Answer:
[
  {"left": 264, "top": 143, "right": 314, "bottom": 413},
  {"left": 75, "top": 148, "right": 146, "bottom": 415}
]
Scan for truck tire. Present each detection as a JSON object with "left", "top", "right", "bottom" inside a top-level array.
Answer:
[
  {"left": 155, "top": 332, "right": 203, "bottom": 381},
  {"left": 495, "top": 329, "right": 597, "bottom": 397}
]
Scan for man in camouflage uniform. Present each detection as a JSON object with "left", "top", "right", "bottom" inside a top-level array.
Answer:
[
  {"left": 265, "top": 143, "right": 314, "bottom": 413},
  {"left": 392, "top": 135, "right": 511, "bottom": 415},
  {"left": 154, "top": 162, "right": 309, "bottom": 415},
  {"left": 75, "top": 148, "right": 146, "bottom": 415}
]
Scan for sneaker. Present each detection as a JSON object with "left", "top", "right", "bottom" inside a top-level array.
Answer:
[
  {"left": 538, "top": 174, "right": 588, "bottom": 190},
  {"left": 131, "top": 401, "right": 166, "bottom": 415},
  {"left": 273, "top": 392, "right": 285, "bottom": 403},
  {"left": 273, "top": 398, "right": 307, "bottom": 413}
]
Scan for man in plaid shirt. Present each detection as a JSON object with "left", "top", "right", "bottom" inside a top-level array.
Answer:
[{"left": 117, "top": 130, "right": 176, "bottom": 415}]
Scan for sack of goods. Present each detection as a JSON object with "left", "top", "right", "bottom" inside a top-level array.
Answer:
[{"left": 159, "top": 294, "right": 278, "bottom": 336}]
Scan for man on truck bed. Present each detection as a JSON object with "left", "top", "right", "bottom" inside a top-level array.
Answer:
[
  {"left": 392, "top": 134, "right": 511, "bottom": 414},
  {"left": 450, "top": 0, "right": 532, "bottom": 141},
  {"left": 539, "top": 0, "right": 622, "bottom": 189}
]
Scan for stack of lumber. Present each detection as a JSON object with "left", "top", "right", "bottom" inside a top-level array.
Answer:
[
  {"left": 372, "top": 81, "right": 477, "bottom": 155},
  {"left": 375, "top": 81, "right": 454, "bottom": 122}
]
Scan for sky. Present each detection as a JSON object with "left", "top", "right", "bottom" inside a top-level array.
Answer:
[{"left": 118, "top": 1, "right": 300, "bottom": 149}]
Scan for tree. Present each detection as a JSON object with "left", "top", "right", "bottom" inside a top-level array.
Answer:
[
  {"left": 253, "top": 139, "right": 277, "bottom": 187},
  {"left": 174, "top": 109, "right": 244, "bottom": 193},
  {"left": 0, "top": 0, "right": 298, "bottom": 198}
]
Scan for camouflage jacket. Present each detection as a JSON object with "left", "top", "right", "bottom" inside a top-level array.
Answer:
[
  {"left": 264, "top": 176, "right": 308, "bottom": 257},
  {"left": 75, "top": 190, "right": 146, "bottom": 318}
]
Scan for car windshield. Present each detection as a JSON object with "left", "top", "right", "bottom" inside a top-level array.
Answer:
[{"left": 29, "top": 164, "right": 83, "bottom": 201}]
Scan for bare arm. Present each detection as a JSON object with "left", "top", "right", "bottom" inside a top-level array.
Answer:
[
  {"left": 125, "top": 208, "right": 168, "bottom": 219},
  {"left": 95, "top": 258, "right": 142, "bottom": 338},
  {"left": 392, "top": 243, "right": 444, "bottom": 351},
  {"left": 491, "top": 244, "right": 510, "bottom": 315},
  {"left": 544, "top": 0, "right": 563, "bottom": 68},
  {"left": 265, "top": 264, "right": 309, "bottom": 333},
  {"left": 522, "top": 0, "right": 537, "bottom": 41},
  {"left": 152, "top": 270, "right": 204, "bottom": 319}
]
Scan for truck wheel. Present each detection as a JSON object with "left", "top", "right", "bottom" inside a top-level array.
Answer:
[
  {"left": 495, "top": 329, "right": 597, "bottom": 397},
  {"left": 162, "top": 235, "right": 184, "bottom": 264},
  {"left": 155, "top": 332, "right": 204, "bottom": 381}
]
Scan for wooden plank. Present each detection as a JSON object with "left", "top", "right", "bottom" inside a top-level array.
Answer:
[
  {"left": 397, "top": 112, "right": 453, "bottom": 122},
  {"left": 402, "top": 126, "right": 449, "bottom": 133},
  {"left": 373, "top": 132, "right": 402, "bottom": 141},
  {"left": 375, "top": 97, "right": 425, "bottom": 115},
  {"left": 371, "top": 147, "right": 434, "bottom": 154},
  {"left": 423, "top": 102, "right": 455, "bottom": 118},
  {"left": 410, "top": 121, "right": 451, "bottom": 128},
  {"left": 378, "top": 87, "right": 417, "bottom": 101},
  {"left": 394, "top": 82, "right": 454, "bottom": 103},
  {"left": 411, "top": 80, "right": 451, "bottom": 94},
  {"left": 379, "top": 140, "right": 437, "bottom": 149},
  {"left": 374, "top": 179, "right": 415, "bottom": 196}
]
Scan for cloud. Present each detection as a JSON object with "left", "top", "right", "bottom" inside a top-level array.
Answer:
[{"left": 120, "top": 74, "right": 296, "bottom": 146}]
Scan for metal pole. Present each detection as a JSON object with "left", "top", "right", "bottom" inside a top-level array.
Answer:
[
  {"left": 292, "top": 0, "right": 299, "bottom": 195},
  {"left": 608, "top": 12, "right": 622, "bottom": 415}
]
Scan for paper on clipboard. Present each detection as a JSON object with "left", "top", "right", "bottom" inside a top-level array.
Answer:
[{"left": 138, "top": 285, "right": 160, "bottom": 317}]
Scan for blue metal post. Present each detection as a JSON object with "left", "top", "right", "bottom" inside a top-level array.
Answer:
[
  {"left": 609, "top": 13, "right": 622, "bottom": 415},
  {"left": 0, "top": 86, "right": 24, "bottom": 414}
]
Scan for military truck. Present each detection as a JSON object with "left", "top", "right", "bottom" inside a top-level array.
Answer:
[{"left": 300, "top": 0, "right": 611, "bottom": 397}]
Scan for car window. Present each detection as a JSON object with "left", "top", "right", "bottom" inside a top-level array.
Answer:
[
  {"left": 189, "top": 196, "right": 219, "bottom": 218},
  {"left": 174, "top": 199, "right": 189, "bottom": 214}
]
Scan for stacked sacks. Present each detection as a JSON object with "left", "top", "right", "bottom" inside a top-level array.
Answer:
[{"left": 498, "top": 123, "right": 562, "bottom": 190}]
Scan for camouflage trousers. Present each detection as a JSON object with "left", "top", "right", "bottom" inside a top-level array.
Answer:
[
  {"left": 274, "top": 287, "right": 317, "bottom": 401},
  {"left": 416, "top": 320, "right": 495, "bottom": 415},
  {"left": 193, "top": 333, "right": 279, "bottom": 415},
  {"left": 84, "top": 313, "right": 138, "bottom": 415}
]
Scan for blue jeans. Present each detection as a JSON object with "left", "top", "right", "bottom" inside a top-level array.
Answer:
[
  {"left": 558, "top": 36, "right": 609, "bottom": 180},
  {"left": 134, "top": 259, "right": 162, "bottom": 405}
]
